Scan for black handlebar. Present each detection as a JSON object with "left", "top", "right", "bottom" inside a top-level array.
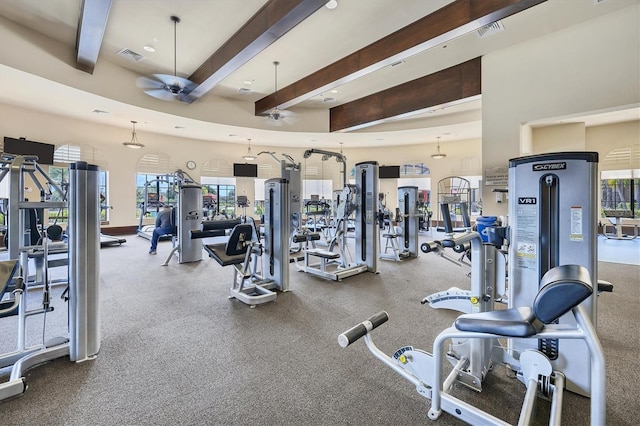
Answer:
[{"left": 338, "top": 311, "right": 389, "bottom": 348}]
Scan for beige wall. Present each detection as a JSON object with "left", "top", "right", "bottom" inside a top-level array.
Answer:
[
  {"left": 0, "top": 102, "right": 483, "bottom": 228},
  {"left": 482, "top": 3, "right": 640, "bottom": 215}
]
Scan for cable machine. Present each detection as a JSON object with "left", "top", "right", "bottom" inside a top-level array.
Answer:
[
  {"left": 301, "top": 149, "right": 379, "bottom": 281},
  {"left": 0, "top": 157, "right": 100, "bottom": 401}
]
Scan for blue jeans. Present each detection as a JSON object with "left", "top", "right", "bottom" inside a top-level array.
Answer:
[{"left": 150, "top": 226, "right": 176, "bottom": 251}]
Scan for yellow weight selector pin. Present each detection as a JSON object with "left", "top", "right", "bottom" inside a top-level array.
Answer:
[
  {"left": 470, "top": 296, "right": 479, "bottom": 305},
  {"left": 398, "top": 354, "right": 408, "bottom": 364}
]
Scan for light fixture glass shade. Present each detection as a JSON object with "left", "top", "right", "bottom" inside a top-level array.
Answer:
[
  {"left": 242, "top": 139, "right": 256, "bottom": 161},
  {"left": 122, "top": 121, "right": 144, "bottom": 149},
  {"left": 431, "top": 138, "right": 446, "bottom": 159}
]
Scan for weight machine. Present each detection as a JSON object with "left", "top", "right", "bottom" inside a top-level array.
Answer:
[
  {"left": 338, "top": 152, "right": 607, "bottom": 425},
  {"left": 301, "top": 150, "right": 379, "bottom": 281},
  {"left": 420, "top": 203, "right": 508, "bottom": 313},
  {"left": 379, "top": 186, "right": 420, "bottom": 261},
  {"left": 0, "top": 158, "right": 100, "bottom": 401},
  {"left": 203, "top": 178, "right": 289, "bottom": 307},
  {"left": 257, "top": 151, "right": 302, "bottom": 245}
]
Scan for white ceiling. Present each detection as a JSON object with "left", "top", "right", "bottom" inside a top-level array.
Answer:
[{"left": 0, "top": 0, "right": 638, "bottom": 149}]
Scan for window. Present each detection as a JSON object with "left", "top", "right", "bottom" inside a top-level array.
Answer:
[
  {"left": 254, "top": 178, "right": 266, "bottom": 217},
  {"left": 49, "top": 165, "right": 109, "bottom": 223},
  {"left": 601, "top": 169, "right": 639, "bottom": 218},
  {"left": 136, "top": 173, "right": 179, "bottom": 219},
  {"left": 201, "top": 177, "right": 236, "bottom": 219}
]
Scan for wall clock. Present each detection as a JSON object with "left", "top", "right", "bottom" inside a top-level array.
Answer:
[{"left": 186, "top": 160, "right": 196, "bottom": 170}]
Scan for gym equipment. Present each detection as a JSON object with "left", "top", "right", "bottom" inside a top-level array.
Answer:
[
  {"left": 436, "top": 176, "right": 470, "bottom": 229},
  {"left": 420, "top": 203, "right": 507, "bottom": 313},
  {"left": 339, "top": 264, "right": 605, "bottom": 425},
  {"left": 137, "top": 170, "right": 196, "bottom": 241},
  {"left": 302, "top": 157, "right": 379, "bottom": 281},
  {"left": 602, "top": 210, "right": 637, "bottom": 240},
  {"left": 162, "top": 183, "right": 203, "bottom": 265},
  {"left": 508, "top": 151, "right": 599, "bottom": 396},
  {"left": 204, "top": 178, "right": 289, "bottom": 307},
  {"left": 0, "top": 159, "right": 100, "bottom": 401},
  {"left": 379, "top": 186, "right": 419, "bottom": 261},
  {"left": 258, "top": 151, "right": 302, "bottom": 245}
]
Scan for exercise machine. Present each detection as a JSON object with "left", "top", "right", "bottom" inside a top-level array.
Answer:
[
  {"left": 421, "top": 203, "right": 507, "bottom": 313},
  {"left": 301, "top": 153, "right": 379, "bottom": 281},
  {"left": 204, "top": 178, "right": 289, "bottom": 307},
  {"left": 337, "top": 152, "right": 607, "bottom": 424},
  {"left": 508, "top": 151, "right": 600, "bottom": 396},
  {"left": 162, "top": 182, "right": 203, "bottom": 265},
  {"left": 257, "top": 151, "right": 302, "bottom": 245},
  {"left": 339, "top": 265, "right": 605, "bottom": 425},
  {"left": 380, "top": 186, "right": 420, "bottom": 261},
  {"left": 0, "top": 159, "right": 100, "bottom": 401}
]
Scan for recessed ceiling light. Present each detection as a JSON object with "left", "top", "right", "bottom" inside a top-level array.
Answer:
[
  {"left": 143, "top": 45, "right": 155, "bottom": 53},
  {"left": 243, "top": 80, "right": 253, "bottom": 85},
  {"left": 330, "top": 89, "right": 338, "bottom": 94},
  {"left": 326, "top": 0, "right": 338, "bottom": 9}
]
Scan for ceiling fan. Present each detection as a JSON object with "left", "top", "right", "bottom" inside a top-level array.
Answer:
[
  {"left": 265, "top": 61, "right": 296, "bottom": 125},
  {"left": 136, "top": 16, "right": 196, "bottom": 104}
]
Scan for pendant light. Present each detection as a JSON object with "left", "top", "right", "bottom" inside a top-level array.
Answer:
[
  {"left": 431, "top": 136, "right": 446, "bottom": 159},
  {"left": 122, "top": 121, "right": 144, "bottom": 149},
  {"left": 242, "top": 139, "right": 256, "bottom": 161}
]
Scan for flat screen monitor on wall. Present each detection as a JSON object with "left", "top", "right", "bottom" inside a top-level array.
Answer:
[
  {"left": 233, "top": 163, "right": 258, "bottom": 178},
  {"left": 3, "top": 137, "right": 55, "bottom": 165},
  {"left": 379, "top": 165, "right": 400, "bottom": 179}
]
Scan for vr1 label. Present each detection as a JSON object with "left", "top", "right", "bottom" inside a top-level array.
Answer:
[
  {"left": 518, "top": 197, "right": 537, "bottom": 204},
  {"left": 532, "top": 162, "right": 566, "bottom": 171}
]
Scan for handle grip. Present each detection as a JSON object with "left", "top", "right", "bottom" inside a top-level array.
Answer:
[
  {"left": 420, "top": 241, "right": 439, "bottom": 253},
  {"left": 453, "top": 242, "right": 470, "bottom": 253},
  {"left": 338, "top": 311, "right": 389, "bottom": 348}
]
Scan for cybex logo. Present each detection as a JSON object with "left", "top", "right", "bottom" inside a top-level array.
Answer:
[
  {"left": 532, "top": 162, "right": 566, "bottom": 171},
  {"left": 518, "top": 197, "right": 536, "bottom": 204}
]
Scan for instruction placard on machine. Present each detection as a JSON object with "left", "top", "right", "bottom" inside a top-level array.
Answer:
[{"left": 515, "top": 203, "right": 538, "bottom": 270}]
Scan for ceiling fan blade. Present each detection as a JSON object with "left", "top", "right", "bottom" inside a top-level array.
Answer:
[
  {"left": 144, "top": 89, "right": 179, "bottom": 102},
  {"left": 152, "top": 73, "right": 194, "bottom": 89},
  {"left": 136, "top": 76, "right": 165, "bottom": 90}
]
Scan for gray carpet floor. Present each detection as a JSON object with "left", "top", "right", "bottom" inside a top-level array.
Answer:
[{"left": 1, "top": 233, "right": 638, "bottom": 425}]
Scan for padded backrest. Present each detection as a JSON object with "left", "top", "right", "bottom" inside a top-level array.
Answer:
[
  {"left": 533, "top": 264, "right": 593, "bottom": 324},
  {"left": 225, "top": 224, "right": 253, "bottom": 256}
]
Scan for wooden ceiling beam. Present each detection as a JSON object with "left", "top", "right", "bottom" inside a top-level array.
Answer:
[
  {"left": 75, "top": 0, "right": 113, "bottom": 74},
  {"left": 255, "top": 0, "right": 545, "bottom": 115},
  {"left": 187, "top": 0, "right": 327, "bottom": 100},
  {"left": 329, "top": 57, "right": 481, "bottom": 132}
]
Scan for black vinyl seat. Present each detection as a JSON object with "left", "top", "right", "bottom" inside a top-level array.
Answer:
[
  {"left": 455, "top": 264, "right": 593, "bottom": 337},
  {"left": 204, "top": 224, "right": 253, "bottom": 267}
]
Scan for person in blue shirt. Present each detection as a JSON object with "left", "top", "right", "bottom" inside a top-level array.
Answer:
[{"left": 149, "top": 205, "right": 176, "bottom": 255}]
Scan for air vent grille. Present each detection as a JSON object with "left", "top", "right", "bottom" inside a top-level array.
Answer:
[
  {"left": 237, "top": 87, "right": 253, "bottom": 95},
  {"left": 116, "top": 48, "right": 145, "bottom": 62},
  {"left": 477, "top": 21, "right": 504, "bottom": 38}
]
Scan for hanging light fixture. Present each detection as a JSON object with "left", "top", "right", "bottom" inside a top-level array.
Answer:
[
  {"left": 242, "top": 138, "right": 256, "bottom": 161},
  {"left": 431, "top": 136, "right": 446, "bottom": 159},
  {"left": 268, "top": 61, "right": 282, "bottom": 121},
  {"left": 122, "top": 121, "right": 144, "bottom": 149}
]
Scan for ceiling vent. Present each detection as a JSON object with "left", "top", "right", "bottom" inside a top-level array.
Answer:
[
  {"left": 116, "top": 48, "right": 145, "bottom": 62},
  {"left": 237, "top": 87, "right": 253, "bottom": 95},
  {"left": 323, "top": 97, "right": 336, "bottom": 103},
  {"left": 477, "top": 21, "right": 505, "bottom": 38}
]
